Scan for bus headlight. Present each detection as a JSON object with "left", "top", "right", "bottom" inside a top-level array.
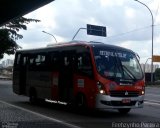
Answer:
[
  {"left": 97, "top": 82, "right": 106, "bottom": 94},
  {"left": 99, "top": 90, "right": 105, "bottom": 94},
  {"left": 141, "top": 90, "right": 145, "bottom": 95}
]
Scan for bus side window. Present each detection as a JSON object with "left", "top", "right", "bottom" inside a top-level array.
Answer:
[
  {"left": 22, "top": 56, "right": 28, "bottom": 66},
  {"left": 15, "top": 54, "right": 21, "bottom": 66},
  {"left": 34, "top": 53, "right": 47, "bottom": 71},
  {"left": 35, "top": 55, "right": 41, "bottom": 66},
  {"left": 50, "top": 52, "right": 60, "bottom": 71},
  {"left": 64, "top": 56, "right": 68, "bottom": 66},
  {"left": 14, "top": 53, "right": 21, "bottom": 70},
  {"left": 77, "top": 52, "right": 93, "bottom": 77},
  {"left": 28, "top": 54, "right": 36, "bottom": 71}
]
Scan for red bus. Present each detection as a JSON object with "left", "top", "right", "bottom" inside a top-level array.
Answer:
[{"left": 13, "top": 41, "right": 145, "bottom": 114}]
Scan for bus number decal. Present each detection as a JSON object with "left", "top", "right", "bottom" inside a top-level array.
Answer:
[{"left": 77, "top": 79, "right": 84, "bottom": 88}]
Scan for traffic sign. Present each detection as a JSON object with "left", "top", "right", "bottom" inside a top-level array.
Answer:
[
  {"left": 87, "top": 24, "right": 106, "bottom": 37},
  {"left": 152, "top": 55, "right": 160, "bottom": 62}
]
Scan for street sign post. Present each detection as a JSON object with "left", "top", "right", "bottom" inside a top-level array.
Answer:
[{"left": 87, "top": 24, "right": 106, "bottom": 37}]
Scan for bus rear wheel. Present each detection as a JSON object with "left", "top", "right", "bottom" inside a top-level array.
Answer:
[
  {"left": 29, "top": 89, "right": 37, "bottom": 104},
  {"left": 118, "top": 108, "right": 131, "bottom": 114}
]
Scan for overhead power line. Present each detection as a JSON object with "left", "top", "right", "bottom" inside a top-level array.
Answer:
[
  {"left": 107, "top": 24, "right": 160, "bottom": 39},
  {"left": 107, "top": 25, "right": 150, "bottom": 38}
]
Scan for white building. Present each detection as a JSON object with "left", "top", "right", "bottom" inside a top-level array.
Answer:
[
  {"left": 1, "top": 59, "right": 14, "bottom": 68},
  {"left": 141, "top": 63, "right": 159, "bottom": 73}
]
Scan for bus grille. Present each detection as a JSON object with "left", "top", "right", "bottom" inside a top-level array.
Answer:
[
  {"left": 111, "top": 101, "right": 136, "bottom": 106},
  {"left": 109, "top": 91, "right": 139, "bottom": 97},
  {"left": 100, "top": 101, "right": 137, "bottom": 106}
]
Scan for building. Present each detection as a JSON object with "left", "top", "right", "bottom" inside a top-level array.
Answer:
[
  {"left": 141, "top": 63, "right": 159, "bottom": 73},
  {"left": 0, "top": 64, "right": 2, "bottom": 68},
  {"left": 1, "top": 59, "right": 14, "bottom": 68}
]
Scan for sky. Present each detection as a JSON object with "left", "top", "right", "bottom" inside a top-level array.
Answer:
[{"left": 1, "top": 0, "right": 160, "bottom": 64}]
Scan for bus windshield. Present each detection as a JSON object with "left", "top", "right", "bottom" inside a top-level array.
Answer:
[{"left": 93, "top": 47, "right": 143, "bottom": 81}]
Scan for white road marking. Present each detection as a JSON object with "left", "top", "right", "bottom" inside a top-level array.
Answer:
[
  {"left": 0, "top": 100, "right": 81, "bottom": 128},
  {"left": 145, "top": 101, "right": 160, "bottom": 106},
  {"left": 145, "top": 99, "right": 160, "bottom": 104},
  {"left": 146, "top": 94, "right": 160, "bottom": 97}
]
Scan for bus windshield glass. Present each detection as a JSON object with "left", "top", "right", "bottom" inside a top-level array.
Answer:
[{"left": 93, "top": 47, "right": 143, "bottom": 81}]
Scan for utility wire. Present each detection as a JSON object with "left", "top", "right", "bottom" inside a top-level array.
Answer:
[
  {"left": 105, "top": 0, "right": 160, "bottom": 39},
  {"left": 107, "top": 25, "right": 151, "bottom": 38},
  {"left": 106, "top": 24, "right": 160, "bottom": 39}
]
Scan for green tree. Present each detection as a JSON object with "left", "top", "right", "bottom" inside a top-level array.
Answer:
[{"left": 0, "top": 16, "right": 40, "bottom": 59}]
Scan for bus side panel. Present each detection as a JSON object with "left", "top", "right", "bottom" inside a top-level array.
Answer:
[
  {"left": 74, "top": 74, "right": 97, "bottom": 109},
  {"left": 13, "top": 53, "right": 21, "bottom": 95},
  {"left": 13, "top": 70, "right": 21, "bottom": 94},
  {"left": 51, "top": 72, "right": 59, "bottom": 100},
  {"left": 27, "top": 71, "right": 52, "bottom": 99}
]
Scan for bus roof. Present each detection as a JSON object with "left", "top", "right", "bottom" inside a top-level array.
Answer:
[{"left": 16, "top": 41, "right": 134, "bottom": 54}]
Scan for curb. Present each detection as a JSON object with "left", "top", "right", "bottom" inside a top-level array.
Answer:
[{"left": 0, "top": 77, "right": 12, "bottom": 80}]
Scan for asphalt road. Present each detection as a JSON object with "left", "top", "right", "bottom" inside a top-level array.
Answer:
[{"left": 0, "top": 80, "right": 160, "bottom": 128}]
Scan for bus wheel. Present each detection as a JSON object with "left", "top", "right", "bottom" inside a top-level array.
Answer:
[
  {"left": 37, "top": 98, "right": 45, "bottom": 104},
  {"left": 118, "top": 108, "right": 131, "bottom": 114},
  {"left": 76, "top": 94, "right": 87, "bottom": 110},
  {"left": 29, "top": 89, "right": 37, "bottom": 104}
]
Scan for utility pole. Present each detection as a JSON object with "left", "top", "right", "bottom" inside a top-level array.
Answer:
[{"left": 134, "top": 0, "right": 154, "bottom": 83}]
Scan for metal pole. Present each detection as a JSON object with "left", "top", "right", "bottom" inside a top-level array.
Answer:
[
  {"left": 134, "top": 0, "right": 154, "bottom": 83},
  {"left": 42, "top": 31, "right": 58, "bottom": 43},
  {"left": 72, "top": 28, "right": 86, "bottom": 40}
]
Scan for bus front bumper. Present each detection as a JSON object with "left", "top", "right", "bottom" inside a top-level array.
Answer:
[{"left": 95, "top": 94, "right": 144, "bottom": 109}]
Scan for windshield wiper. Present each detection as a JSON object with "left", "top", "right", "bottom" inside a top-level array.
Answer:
[{"left": 122, "top": 65, "right": 137, "bottom": 81}]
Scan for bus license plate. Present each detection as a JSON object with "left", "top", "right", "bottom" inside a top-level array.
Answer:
[{"left": 122, "top": 99, "right": 131, "bottom": 103}]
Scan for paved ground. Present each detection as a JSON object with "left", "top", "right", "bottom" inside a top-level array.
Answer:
[{"left": 0, "top": 101, "right": 74, "bottom": 128}]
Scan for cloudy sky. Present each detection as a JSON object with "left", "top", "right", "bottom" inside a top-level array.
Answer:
[{"left": 2, "top": 0, "right": 160, "bottom": 64}]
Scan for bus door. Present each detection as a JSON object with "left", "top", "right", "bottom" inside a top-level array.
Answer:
[
  {"left": 58, "top": 51, "right": 76, "bottom": 102},
  {"left": 13, "top": 53, "right": 21, "bottom": 94},
  {"left": 74, "top": 49, "right": 96, "bottom": 108},
  {"left": 19, "top": 54, "right": 28, "bottom": 94},
  {"left": 50, "top": 51, "right": 60, "bottom": 100}
]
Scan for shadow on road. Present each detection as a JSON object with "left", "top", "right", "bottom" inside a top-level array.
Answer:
[{"left": 12, "top": 100, "right": 134, "bottom": 119}]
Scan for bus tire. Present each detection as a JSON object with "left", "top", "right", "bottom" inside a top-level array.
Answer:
[
  {"left": 76, "top": 94, "right": 87, "bottom": 110},
  {"left": 29, "top": 88, "right": 37, "bottom": 104},
  {"left": 37, "top": 98, "right": 45, "bottom": 104},
  {"left": 118, "top": 108, "right": 131, "bottom": 114}
]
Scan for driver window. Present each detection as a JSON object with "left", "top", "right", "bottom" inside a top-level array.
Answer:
[{"left": 77, "top": 52, "right": 93, "bottom": 77}]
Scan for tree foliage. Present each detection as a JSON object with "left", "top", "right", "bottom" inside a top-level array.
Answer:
[{"left": 0, "top": 17, "right": 40, "bottom": 59}]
